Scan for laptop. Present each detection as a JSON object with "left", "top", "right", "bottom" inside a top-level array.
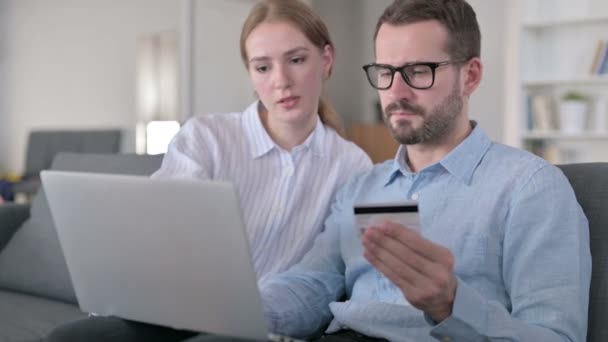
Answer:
[{"left": 41, "top": 170, "right": 302, "bottom": 342}]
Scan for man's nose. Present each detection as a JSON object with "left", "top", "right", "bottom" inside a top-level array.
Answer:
[{"left": 386, "top": 72, "right": 415, "bottom": 100}]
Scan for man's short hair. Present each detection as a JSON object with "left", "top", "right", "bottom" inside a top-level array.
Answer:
[{"left": 374, "top": 0, "right": 481, "bottom": 61}]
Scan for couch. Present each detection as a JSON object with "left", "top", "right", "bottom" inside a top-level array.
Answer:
[
  {"left": 0, "top": 158, "right": 605, "bottom": 342},
  {"left": 558, "top": 163, "right": 608, "bottom": 342},
  {"left": 0, "top": 152, "right": 162, "bottom": 341},
  {"left": 10, "top": 130, "right": 122, "bottom": 202}
]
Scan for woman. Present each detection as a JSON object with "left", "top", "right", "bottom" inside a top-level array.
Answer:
[{"left": 47, "top": 0, "right": 371, "bottom": 341}]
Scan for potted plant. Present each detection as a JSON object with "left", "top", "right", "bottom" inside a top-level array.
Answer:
[{"left": 559, "top": 91, "right": 589, "bottom": 134}]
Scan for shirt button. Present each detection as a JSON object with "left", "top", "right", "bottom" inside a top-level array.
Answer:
[{"left": 411, "top": 193, "right": 419, "bottom": 200}]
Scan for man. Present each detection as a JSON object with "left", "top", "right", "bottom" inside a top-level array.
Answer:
[{"left": 255, "top": 0, "right": 591, "bottom": 341}]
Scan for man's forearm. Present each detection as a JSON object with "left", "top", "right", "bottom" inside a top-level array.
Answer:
[
  {"left": 261, "top": 272, "right": 343, "bottom": 339},
  {"left": 428, "top": 278, "right": 584, "bottom": 342}
]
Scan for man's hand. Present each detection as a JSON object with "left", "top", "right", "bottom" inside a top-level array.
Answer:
[{"left": 362, "top": 220, "right": 457, "bottom": 322}]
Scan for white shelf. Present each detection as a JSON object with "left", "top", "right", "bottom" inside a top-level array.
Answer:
[
  {"left": 523, "top": 14, "right": 608, "bottom": 29},
  {"left": 506, "top": 0, "right": 608, "bottom": 163},
  {"left": 522, "top": 131, "right": 608, "bottom": 140},
  {"left": 522, "top": 76, "right": 608, "bottom": 87}
]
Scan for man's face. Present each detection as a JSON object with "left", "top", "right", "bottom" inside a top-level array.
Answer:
[{"left": 375, "top": 21, "right": 465, "bottom": 145}]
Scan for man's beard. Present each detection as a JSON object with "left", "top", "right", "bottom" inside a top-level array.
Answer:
[{"left": 383, "top": 80, "right": 463, "bottom": 145}]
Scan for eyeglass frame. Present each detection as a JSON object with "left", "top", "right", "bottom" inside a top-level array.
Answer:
[{"left": 362, "top": 60, "right": 468, "bottom": 90}]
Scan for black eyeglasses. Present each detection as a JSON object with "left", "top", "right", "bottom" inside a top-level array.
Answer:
[{"left": 362, "top": 60, "right": 466, "bottom": 90}]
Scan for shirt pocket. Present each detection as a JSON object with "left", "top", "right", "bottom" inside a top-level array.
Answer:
[{"left": 455, "top": 231, "right": 502, "bottom": 280}]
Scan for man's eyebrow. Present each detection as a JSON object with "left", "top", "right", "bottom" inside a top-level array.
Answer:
[{"left": 249, "top": 47, "right": 311, "bottom": 63}]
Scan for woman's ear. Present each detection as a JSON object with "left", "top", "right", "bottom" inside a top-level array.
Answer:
[{"left": 322, "top": 44, "right": 334, "bottom": 80}]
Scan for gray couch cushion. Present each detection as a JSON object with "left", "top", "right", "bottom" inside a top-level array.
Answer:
[
  {"left": 0, "top": 153, "right": 163, "bottom": 304},
  {"left": 0, "top": 204, "right": 30, "bottom": 251},
  {"left": 12, "top": 130, "right": 123, "bottom": 198},
  {"left": 0, "top": 290, "right": 85, "bottom": 341},
  {"left": 23, "top": 130, "right": 122, "bottom": 178},
  {"left": 557, "top": 163, "right": 608, "bottom": 342}
]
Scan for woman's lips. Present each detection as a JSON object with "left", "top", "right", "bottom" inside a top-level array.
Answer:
[{"left": 278, "top": 96, "right": 300, "bottom": 110}]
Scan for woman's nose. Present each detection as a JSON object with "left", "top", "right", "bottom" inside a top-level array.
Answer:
[{"left": 273, "top": 64, "right": 292, "bottom": 89}]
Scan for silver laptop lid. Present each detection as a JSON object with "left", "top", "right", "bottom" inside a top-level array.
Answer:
[{"left": 41, "top": 170, "right": 269, "bottom": 341}]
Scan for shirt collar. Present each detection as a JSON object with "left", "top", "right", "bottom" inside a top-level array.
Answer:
[
  {"left": 243, "top": 101, "right": 275, "bottom": 158},
  {"left": 439, "top": 122, "right": 492, "bottom": 185},
  {"left": 384, "top": 147, "right": 410, "bottom": 186},
  {"left": 242, "top": 100, "right": 326, "bottom": 159},
  {"left": 297, "top": 116, "right": 326, "bottom": 157},
  {"left": 384, "top": 121, "right": 492, "bottom": 186}
]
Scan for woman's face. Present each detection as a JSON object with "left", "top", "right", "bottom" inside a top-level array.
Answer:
[{"left": 245, "top": 20, "right": 333, "bottom": 127}]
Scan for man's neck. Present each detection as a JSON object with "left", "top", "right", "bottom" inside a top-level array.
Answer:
[{"left": 405, "top": 119, "right": 473, "bottom": 173}]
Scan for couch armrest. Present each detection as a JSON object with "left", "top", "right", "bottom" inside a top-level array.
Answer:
[{"left": 0, "top": 203, "right": 30, "bottom": 250}]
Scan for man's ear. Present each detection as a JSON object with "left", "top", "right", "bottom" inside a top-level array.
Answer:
[{"left": 462, "top": 57, "right": 482, "bottom": 97}]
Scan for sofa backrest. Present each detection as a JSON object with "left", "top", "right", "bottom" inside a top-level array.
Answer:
[
  {"left": 0, "top": 153, "right": 163, "bottom": 304},
  {"left": 24, "top": 130, "right": 122, "bottom": 178},
  {"left": 557, "top": 163, "right": 608, "bottom": 342}
]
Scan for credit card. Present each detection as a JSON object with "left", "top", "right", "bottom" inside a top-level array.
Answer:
[{"left": 354, "top": 201, "right": 420, "bottom": 237}]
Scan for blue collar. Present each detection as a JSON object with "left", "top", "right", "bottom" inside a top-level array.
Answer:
[{"left": 385, "top": 122, "right": 492, "bottom": 186}]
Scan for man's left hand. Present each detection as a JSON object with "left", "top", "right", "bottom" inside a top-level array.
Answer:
[{"left": 362, "top": 220, "right": 457, "bottom": 322}]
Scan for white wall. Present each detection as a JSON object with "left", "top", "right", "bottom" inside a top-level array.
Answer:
[
  {"left": 467, "top": 0, "right": 507, "bottom": 142},
  {"left": 0, "top": 1, "right": 10, "bottom": 173},
  {"left": 313, "top": 0, "right": 366, "bottom": 125},
  {"left": 0, "top": 0, "right": 179, "bottom": 173},
  {"left": 359, "top": 0, "right": 393, "bottom": 124},
  {"left": 191, "top": 0, "right": 256, "bottom": 116}
]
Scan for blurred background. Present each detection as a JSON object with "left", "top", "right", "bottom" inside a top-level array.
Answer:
[{"left": 0, "top": 0, "right": 607, "bottom": 177}]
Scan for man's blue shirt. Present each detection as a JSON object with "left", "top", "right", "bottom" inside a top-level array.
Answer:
[{"left": 261, "top": 124, "right": 591, "bottom": 342}]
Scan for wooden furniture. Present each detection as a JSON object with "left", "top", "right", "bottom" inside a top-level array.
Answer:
[{"left": 348, "top": 123, "right": 399, "bottom": 164}]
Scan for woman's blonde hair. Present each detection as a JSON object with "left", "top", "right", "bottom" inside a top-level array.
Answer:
[{"left": 240, "top": 0, "right": 345, "bottom": 137}]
